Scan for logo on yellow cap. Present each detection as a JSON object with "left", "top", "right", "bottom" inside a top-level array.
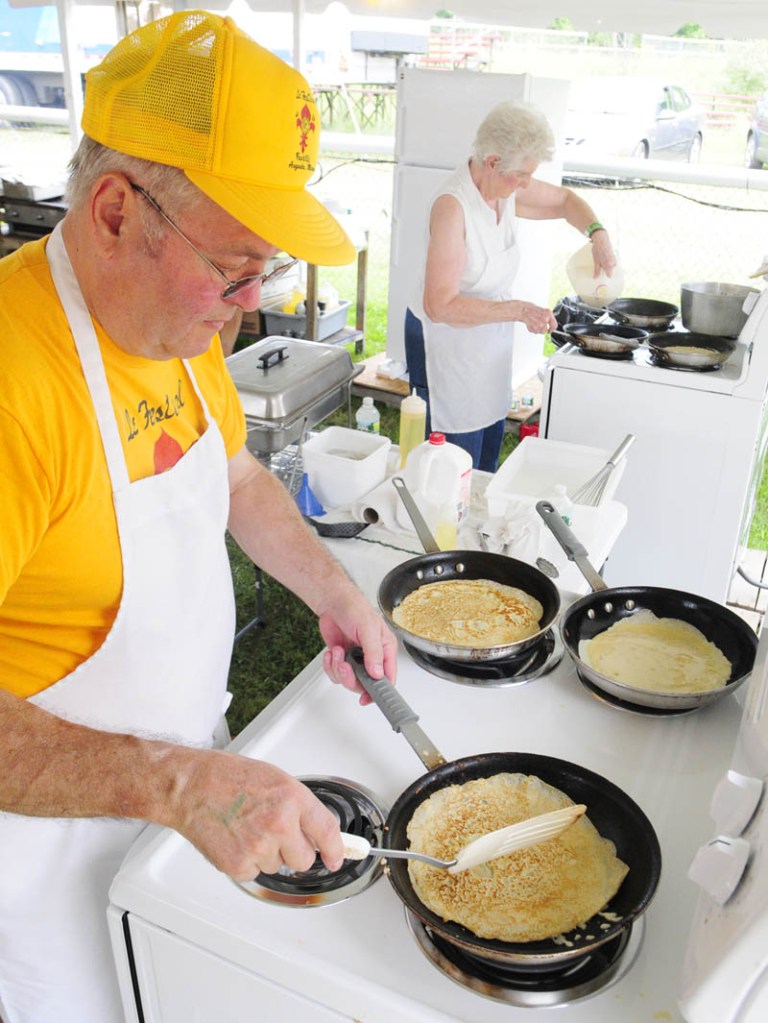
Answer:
[{"left": 296, "top": 103, "right": 317, "bottom": 154}]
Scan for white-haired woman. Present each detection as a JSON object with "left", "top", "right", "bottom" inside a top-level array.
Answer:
[{"left": 404, "top": 101, "right": 617, "bottom": 472}]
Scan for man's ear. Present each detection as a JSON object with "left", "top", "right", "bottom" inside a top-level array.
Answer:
[{"left": 90, "top": 174, "right": 132, "bottom": 254}]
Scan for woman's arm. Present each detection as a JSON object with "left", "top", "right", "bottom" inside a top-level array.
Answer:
[{"left": 516, "top": 178, "right": 617, "bottom": 276}]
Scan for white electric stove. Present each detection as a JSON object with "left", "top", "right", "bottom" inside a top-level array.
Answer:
[{"left": 107, "top": 612, "right": 765, "bottom": 1022}]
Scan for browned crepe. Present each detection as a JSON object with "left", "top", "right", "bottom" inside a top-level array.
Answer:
[
  {"left": 392, "top": 579, "right": 543, "bottom": 647},
  {"left": 407, "top": 773, "right": 628, "bottom": 942}
]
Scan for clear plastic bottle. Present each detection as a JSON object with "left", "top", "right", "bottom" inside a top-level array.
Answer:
[
  {"left": 399, "top": 432, "right": 473, "bottom": 550},
  {"left": 398, "top": 390, "right": 427, "bottom": 469},
  {"left": 566, "top": 242, "right": 624, "bottom": 308},
  {"left": 355, "top": 396, "right": 380, "bottom": 434},
  {"left": 550, "top": 483, "right": 574, "bottom": 527}
]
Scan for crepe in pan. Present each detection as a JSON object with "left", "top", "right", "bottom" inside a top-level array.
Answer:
[
  {"left": 406, "top": 773, "right": 628, "bottom": 943},
  {"left": 579, "top": 610, "right": 731, "bottom": 694},
  {"left": 392, "top": 579, "right": 544, "bottom": 647}
]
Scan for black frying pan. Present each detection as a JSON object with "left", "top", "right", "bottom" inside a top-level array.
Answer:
[
  {"left": 347, "top": 650, "right": 661, "bottom": 968},
  {"left": 553, "top": 322, "right": 648, "bottom": 358},
  {"left": 608, "top": 298, "right": 679, "bottom": 330},
  {"left": 378, "top": 550, "right": 561, "bottom": 663},
  {"left": 537, "top": 502, "right": 758, "bottom": 711},
  {"left": 643, "top": 331, "right": 737, "bottom": 370}
]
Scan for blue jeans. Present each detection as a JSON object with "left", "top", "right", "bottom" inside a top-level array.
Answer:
[{"left": 404, "top": 308, "right": 506, "bottom": 473}]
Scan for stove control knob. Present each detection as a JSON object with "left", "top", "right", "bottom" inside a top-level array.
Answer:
[
  {"left": 710, "top": 770, "right": 763, "bottom": 835},
  {"left": 687, "top": 835, "right": 751, "bottom": 905}
]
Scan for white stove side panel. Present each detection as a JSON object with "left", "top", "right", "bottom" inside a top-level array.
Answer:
[
  {"left": 541, "top": 362, "right": 764, "bottom": 601},
  {"left": 127, "top": 916, "right": 348, "bottom": 1023},
  {"left": 678, "top": 626, "right": 768, "bottom": 1022}
]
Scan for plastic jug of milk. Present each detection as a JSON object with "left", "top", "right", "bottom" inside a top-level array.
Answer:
[
  {"left": 566, "top": 242, "right": 624, "bottom": 308},
  {"left": 398, "top": 433, "right": 472, "bottom": 550}
]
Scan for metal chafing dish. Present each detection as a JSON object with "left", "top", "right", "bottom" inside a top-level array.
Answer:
[{"left": 226, "top": 336, "right": 362, "bottom": 455}]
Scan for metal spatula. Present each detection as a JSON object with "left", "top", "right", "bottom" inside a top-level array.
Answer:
[{"left": 341, "top": 803, "right": 586, "bottom": 874}]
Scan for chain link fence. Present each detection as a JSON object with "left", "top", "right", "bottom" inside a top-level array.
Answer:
[{"left": 548, "top": 172, "right": 768, "bottom": 307}]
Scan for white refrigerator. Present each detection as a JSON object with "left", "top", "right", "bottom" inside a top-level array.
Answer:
[
  {"left": 386, "top": 68, "right": 570, "bottom": 388},
  {"left": 539, "top": 288, "right": 768, "bottom": 603}
]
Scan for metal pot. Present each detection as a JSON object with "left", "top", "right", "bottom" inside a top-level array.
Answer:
[
  {"left": 556, "top": 322, "right": 648, "bottom": 358},
  {"left": 680, "top": 282, "right": 759, "bottom": 338},
  {"left": 347, "top": 650, "right": 662, "bottom": 968},
  {"left": 644, "top": 331, "right": 737, "bottom": 370},
  {"left": 608, "top": 298, "right": 679, "bottom": 331},
  {"left": 378, "top": 550, "right": 561, "bottom": 663},
  {"left": 537, "top": 502, "right": 758, "bottom": 712}
]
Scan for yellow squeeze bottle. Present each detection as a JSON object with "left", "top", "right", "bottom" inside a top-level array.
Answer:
[{"left": 398, "top": 390, "right": 427, "bottom": 469}]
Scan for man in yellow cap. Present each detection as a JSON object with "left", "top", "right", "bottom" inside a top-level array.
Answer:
[{"left": 0, "top": 11, "right": 396, "bottom": 1021}]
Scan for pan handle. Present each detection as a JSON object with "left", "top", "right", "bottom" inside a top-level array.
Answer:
[
  {"left": 346, "top": 648, "right": 447, "bottom": 770},
  {"left": 391, "top": 476, "right": 441, "bottom": 554},
  {"left": 536, "top": 501, "right": 609, "bottom": 593}
]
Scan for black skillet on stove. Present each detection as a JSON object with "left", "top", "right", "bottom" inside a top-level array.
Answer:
[
  {"left": 643, "top": 331, "right": 737, "bottom": 370},
  {"left": 607, "top": 298, "right": 679, "bottom": 331},
  {"left": 346, "top": 648, "right": 661, "bottom": 970},
  {"left": 377, "top": 478, "right": 561, "bottom": 664},
  {"left": 536, "top": 501, "right": 758, "bottom": 712}
]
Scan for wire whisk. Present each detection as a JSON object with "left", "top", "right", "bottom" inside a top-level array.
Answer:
[{"left": 571, "top": 434, "right": 636, "bottom": 506}]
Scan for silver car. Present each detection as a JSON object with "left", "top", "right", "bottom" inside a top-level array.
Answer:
[
  {"left": 564, "top": 76, "right": 704, "bottom": 162},
  {"left": 745, "top": 90, "right": 768, "bottom": 168}
]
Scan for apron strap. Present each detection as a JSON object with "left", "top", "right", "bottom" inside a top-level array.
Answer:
[{"left": 47, "top": 224, "right": 130, "bottom": 491}]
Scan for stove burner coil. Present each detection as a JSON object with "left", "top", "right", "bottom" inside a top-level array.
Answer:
[
  {"left": 407, "top": 909, "right": 644, "bottom": 1008},
  {"left": 234, "top": 777, "right": 389, "bottom": 906}
]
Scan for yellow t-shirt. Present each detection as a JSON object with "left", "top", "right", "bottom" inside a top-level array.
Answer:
[{"left": 0, "top": 236, "right": 247, "bottom": 697}]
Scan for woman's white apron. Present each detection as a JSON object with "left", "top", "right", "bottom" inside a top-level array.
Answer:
[
  {"left": 0, "top": 224, "right": 236, "bottom": 1023},
  {"left": 420, "top": 164, "right": 521, "bottom": 434}
]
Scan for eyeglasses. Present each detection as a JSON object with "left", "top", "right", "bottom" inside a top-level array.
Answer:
[{"left": 130, "top": 183, "right": 298, "bottom": 300}]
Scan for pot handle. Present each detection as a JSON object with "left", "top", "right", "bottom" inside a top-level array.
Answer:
[
  {"left": 536, "top": 501, "right": 609, "bottom": 593},
  {"left": 346, "top": 648, "right": 447, "bottom": 770}
]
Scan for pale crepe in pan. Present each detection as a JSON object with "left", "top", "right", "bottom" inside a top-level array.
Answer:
[
  {"left": 406, "top": 773, "right": 628, "bottom": 943},
  {"left": 392, "top": 579, "right": 544, "bottom": 647},
  {"left": 579, "top": 610, "right": 731, "bottom": 694}
]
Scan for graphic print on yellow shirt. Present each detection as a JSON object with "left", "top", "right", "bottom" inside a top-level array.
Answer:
[{"left": 0, "top": 237, "right": 246, "bottom": 698}]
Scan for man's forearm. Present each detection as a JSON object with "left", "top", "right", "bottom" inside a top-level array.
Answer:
[{"left": 0, "top": 686, "right": 186, "bottom": 822}]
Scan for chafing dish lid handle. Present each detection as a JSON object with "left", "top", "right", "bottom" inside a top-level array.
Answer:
[{"left": 258, "top": 345, "right": 290, "bottom": 370}]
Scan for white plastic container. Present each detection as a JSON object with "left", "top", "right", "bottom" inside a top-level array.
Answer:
[
  {"left": 355, "top": 396, "right": 380, "bottom": 433},
  {"left": 566, "top": 242, "right": 624, "bottom": 308},
  {"left": 301, "top": 426, "right": 390, "bottom": 508},
  {"left": 485, "top": 437, "right": 625, "bottom": 516},
  {"left": 397, "top": 433, "right": 472, "bottom": 550},
  {"left": 398, "top": 390, "right": 427, "bottom": 468}
]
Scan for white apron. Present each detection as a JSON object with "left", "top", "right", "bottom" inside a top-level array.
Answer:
[
  {"left": 420, "top": 163, "right": 521, "bottom": 434},
  {"left": 0, "top": 224, "right": 236, "bottom": 1023}
]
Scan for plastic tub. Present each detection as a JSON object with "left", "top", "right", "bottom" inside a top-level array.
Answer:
[
  {"left": 485, "top": 437, "right": 625, "bottom": 516},
  {"left": 262, "top": 300, "right": 350, "bottom": 341},
  {"left": 302, "top": 426, "right": 391, "bottom": 508}
]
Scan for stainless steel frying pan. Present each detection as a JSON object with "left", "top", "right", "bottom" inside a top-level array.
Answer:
[{"left": 536, "top": 502, "right": 758, "bottom": 711}]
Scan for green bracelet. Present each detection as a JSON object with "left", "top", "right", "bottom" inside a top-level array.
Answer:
[{"left": 585, "top": 221, "right": 605, "bottom": 238}]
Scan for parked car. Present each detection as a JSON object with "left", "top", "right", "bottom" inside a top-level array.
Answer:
[
  {"left": 745, "top": 90, "right": 768, "bottom": 168},
  {"left": 564, "top": 76, "right": 704, "bottom": 162}
]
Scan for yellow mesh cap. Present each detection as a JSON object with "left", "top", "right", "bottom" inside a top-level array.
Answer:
[{"left": 82, "top": 10, "right": 354, "bottom": 266}]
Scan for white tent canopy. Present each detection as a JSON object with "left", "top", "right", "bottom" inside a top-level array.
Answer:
[
  {"left": 228, "top": 0, "right": 768, "bottom": 39},
  {"left": 10, "top": 0, "right": 768, "bottom": 141}
]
